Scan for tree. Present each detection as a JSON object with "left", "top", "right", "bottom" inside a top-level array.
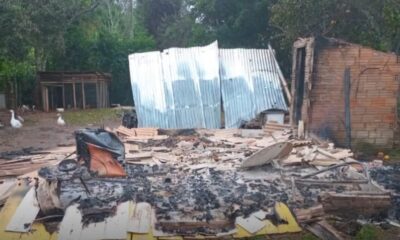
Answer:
[
  {"left": 48, "top": 0, "right": 156, "bottom": 105},
  {"left": 187, "top": 0, "right": 274, "bottom": 48},
  {"left": 270, "top": 0, "right": 400, "bottom": 53},
  {"left": 135, "top": 0, "right": 183, "bottom": 48}
]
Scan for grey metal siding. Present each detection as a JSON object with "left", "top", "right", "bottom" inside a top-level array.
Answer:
[{"left": 129, "top": 42, "right": 287, "bottom": 129}]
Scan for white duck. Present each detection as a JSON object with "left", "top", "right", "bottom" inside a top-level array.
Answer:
[
  {"left": 57, "top": 113, "right": 66, "bottom": 126},
  {"left": 10, "top": 110, "right": 23, "bottom": 128}
]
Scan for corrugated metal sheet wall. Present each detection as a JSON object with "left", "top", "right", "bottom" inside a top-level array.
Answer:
[
  {"left": 220, "top": 49, "right": 288, "bottom": 128},
  {"left": 129, "top": 42, "right": 220, "bottom": 128},
  {"left": 129, "top": 41, "right": 287, "bottom": 129}
]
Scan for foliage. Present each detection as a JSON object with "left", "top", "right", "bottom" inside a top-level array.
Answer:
[
  {"left": 355, "top": 224, "right": 379, "bottom": 240},
  {"left": 1, "top": 0, "right": 400, "bottom": 106},
  {"left": 270, "top": 0, "right": 400, "bottom": 53}
]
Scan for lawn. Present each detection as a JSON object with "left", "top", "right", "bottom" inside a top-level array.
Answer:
[{"left": 63, "top": 108, "right": 123, "bottom": 126}]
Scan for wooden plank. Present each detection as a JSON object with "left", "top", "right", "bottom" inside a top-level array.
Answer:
[
  {"left": 269, "top": 44, "right": 292, "bottom": 103},
  {"left": 235, "top": 215, "right": 265, "bottom": 234},
  {"left": 127, "top": 202, "right": 151, "bottom": 233},
  {"left": 152, "top": 153, "right": 178, "bottom": 163},
  {"left": 343, "top": 68, "right": 351, "bottom": 148},
  {"left": 0, "top": 180, "right": 31, "bottom": 240},
  {"left": 115, "top": 126, "right": 136, "bottom": 137},
  {"left": 126, "top": 135, "right": 169, "bottom": 141},
  {"left": 0, "top": 163, "right": 49, "bottom": 177},
  {"left": 135, "top": 128, "right": 158, "bottom": 137},
  {"left": 73, "top": 82, "right": 77, "bottom": 109},
  {"left": 294, "top": 205, "right": 324, "bottom": 223},
  {"left": 62, "top": 84, "right": 65, "bottom": 109},
  {"left": 0, "top": 179, "right": 16, "bottom": 206},
  {"left": 306, "top": 220, "right": 344, "bottom": 240},
  {"left": 103, "top": 201, "right": 130, "bottom": 239},
  {"left": 79, "top": 220, "right": 105, "bottom": 240},
  {"left": 0, "top": 158, "right": 31, "bottom": 166},
  {"left": 241, "top": 142, "right": 293, "bottom": 168},
  {"left": 58, "top": 204, "right": 82, "bottom": 240},
  {"left": 320, "top": 191, "right": 391, "bottom": 218},
  {"left": 125, "top": 152, "right": 153, "bottom": 161},
  {"left": 82, "top": 81, "right": 86, "bottom": 109},
  {"left": 280, "top": 154, "right": 303, "bottom": 166},
  {"left": 6, "top": 187, "right": 40, "bottom": 233}
]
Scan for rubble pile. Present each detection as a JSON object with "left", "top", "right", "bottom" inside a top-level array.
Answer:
[
  {"left": 370, "top": 164, "right": 400, "bottom": 220},
  {"left": 33, "top": 126, "right": 395, "bottom": 236}
]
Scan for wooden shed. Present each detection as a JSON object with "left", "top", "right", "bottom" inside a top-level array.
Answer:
[
  {"left": 290, "top": 37, "right": 400, "bottom": 148},
  {"left": 39, "top": 71, "right": 111, "bottom": 112}
]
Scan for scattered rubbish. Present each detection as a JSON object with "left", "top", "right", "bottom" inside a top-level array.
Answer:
[
  {"left": 0, "top": 125, "right": 397, "bottom": 239},
  {"left": 75, "top": 128, "right": 126, "bottom": 177}
]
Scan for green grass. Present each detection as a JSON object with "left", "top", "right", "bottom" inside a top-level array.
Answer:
[
  {"left": 245, "top": 232, "right": 319, "bottom": 240},
  {"left": 387, "top": 148, "right": 400, "bottom": 162},
  {"left": 355, "top": 225, "right": 379, "bottom": 240},
  {"left": 63, "top": 108, "right": 123, "bottom": 126}
]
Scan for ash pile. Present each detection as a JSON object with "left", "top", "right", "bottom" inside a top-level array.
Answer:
[{"left": 34, "top": 125, "right": 396, "bottom": 237}]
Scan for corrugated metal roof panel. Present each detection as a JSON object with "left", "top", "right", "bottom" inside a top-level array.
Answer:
[
  {"left": 220, "top": 48, "right": 288, "bottom": 128},
  {"left": 129, "top": 42, "right": 288, "bottom": 129},
  {"left": 129, "top": 51, "right": 167, "bottom": 127},
  {"left": 129, "top": 41, "right": 221, "bottom": 128}
]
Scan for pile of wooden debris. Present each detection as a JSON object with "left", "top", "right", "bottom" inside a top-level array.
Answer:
[{"left": 0, "top": 125, "right": 396, "bottom": 239}]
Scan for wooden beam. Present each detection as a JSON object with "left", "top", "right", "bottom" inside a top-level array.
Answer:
[
  {"left": 73, "top": 83, "right": 76, "bottom": 109},
  {"left": 344, "top": 68, "right": 351, "bottom": 148},
  {"left": 269, "top": 44, "right": 291, "bottom": 104},
  {"left": 82, "top": 81, "right": 86, "bottom": 109},
  {"left": 62, "top": 84, "right": 66, "bottom": 109},
  {"left": 96, "top": 81, "right": 100, "bottom": 108}
]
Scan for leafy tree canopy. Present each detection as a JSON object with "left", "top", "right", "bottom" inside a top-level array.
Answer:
[{"left": 1, "top": 0, "right": 399, "bottom": 106}]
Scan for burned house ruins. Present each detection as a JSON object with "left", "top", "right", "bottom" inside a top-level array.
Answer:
[{"left": 291, "top": 37, "right": 400, "bottom": 148}]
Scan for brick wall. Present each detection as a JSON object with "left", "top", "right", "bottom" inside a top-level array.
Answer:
[{"left": 309, "top": 45, "right": 400, "bottom": 147}]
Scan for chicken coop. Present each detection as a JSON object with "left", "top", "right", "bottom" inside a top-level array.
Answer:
[{"left": 38, "top": 71, "right": 111, "bottom": 112}]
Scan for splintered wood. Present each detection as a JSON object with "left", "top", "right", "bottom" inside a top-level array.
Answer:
[
  {"left": 263, "top": 122, "right": 292, "bottom": 133},
  {"left": 0, "top": 146, "right": 74, "bottom": 177},
  {"left": 0, "top": 126, "right": 394, "bottom": 239},
  {"left": 279, "top": 144, "right": 354, "bottom": 167},
  {"left": 115, "top": 126, "right": 160, "bottom": 140},
  {"left": 6, "top": 187, "right": 40, "bottom": 233}
]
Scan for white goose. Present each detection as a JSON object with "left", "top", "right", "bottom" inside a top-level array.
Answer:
[
  {"left": 10, "top": 110, "right": 23, "bottom": 128},
  {"left": 57, "top": 113, "right": 66, "bottom": 126},
  {"left": 17, "top": 115, "right": 24, "bottom": 122}
]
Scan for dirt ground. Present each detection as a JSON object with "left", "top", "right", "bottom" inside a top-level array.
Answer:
[{"left": 0, "top": 109, "right": 122, "bottom": 152}]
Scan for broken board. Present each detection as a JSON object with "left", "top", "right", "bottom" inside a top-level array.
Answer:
[
  {"left": 236, "top": 215, "right": 265, "bottom": 234},
  {"left": 6, "top": 187, "right": 40, "bottom": 233},
  {"left": 127, "top": 202, "right": 152, "bottom": 233},
  {"left": 102, "top": 201, "right": 130, "bottom": 239},
  {"left": 58, "top": 204, "right": 83, "bottom": 240},
  {"left": 59, "top": 201, "right": 130, "bottom": 240},
  {"left": 0, "top": 179, "right": 16, "bottom": 206},
  {"left": 241, "top": 142, "right": 293, "bottom": 168}
]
